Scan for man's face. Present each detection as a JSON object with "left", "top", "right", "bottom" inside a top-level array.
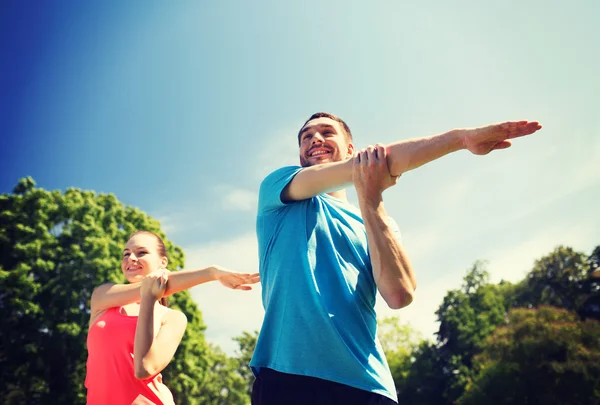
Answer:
[{"left": 298, "top": 117, "right": 354, "bottom": 167}]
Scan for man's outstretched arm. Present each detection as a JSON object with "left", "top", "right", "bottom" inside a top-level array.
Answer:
[
  {"left": 284, "top": 121, "right": 542, "bottom": 201},
  {"left": 386, "top": 120, "right": 542, "bottom": 176}
]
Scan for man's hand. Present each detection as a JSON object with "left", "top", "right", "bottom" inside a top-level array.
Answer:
[
  {"left": 213, "top": 267, "right": 261, "bottom": 290},
  {"left": 353, "top": 144, "right": 399, "bottom": 203},
  {"left": 140, "top": 271, "right": 169, "bottom": 302},
  {"left": 462, "top": 121, "right": 542, "bottom": 155}
]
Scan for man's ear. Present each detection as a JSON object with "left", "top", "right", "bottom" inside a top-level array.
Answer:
[{"left": 347, "top": 142, "right": 355, "bottom": 158}]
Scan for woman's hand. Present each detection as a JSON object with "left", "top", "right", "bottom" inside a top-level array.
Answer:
[
  {"left": 140, "top": 271, "right": 169, "bottom": 302},
  {"left": 213, "top": 267, "right": 260, "bottom": 290}
]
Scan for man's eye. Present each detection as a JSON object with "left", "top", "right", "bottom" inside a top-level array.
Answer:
[{"left": 123, "top": 253, "right": 130, "bottom": 258}]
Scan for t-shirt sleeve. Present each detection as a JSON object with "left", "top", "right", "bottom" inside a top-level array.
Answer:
[{"left": 258, "top": 166, "right": 303, "bottom": 213}]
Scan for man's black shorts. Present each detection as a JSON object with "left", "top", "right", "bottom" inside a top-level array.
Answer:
[{"left": 251, "top": 368, "right": 398, "bottom": 405}]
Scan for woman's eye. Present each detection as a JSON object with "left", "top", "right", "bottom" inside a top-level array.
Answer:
[{"left": 123, "top": 253, "right": 130, "bottom": 258}]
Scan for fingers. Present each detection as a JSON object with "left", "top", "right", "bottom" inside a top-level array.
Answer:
[
  {"left": 155, "top": 273, "right": 167, "bottom": 293},
  {"left": 223, "top": 272, "right": 261, "bottom": 291},
  {"left": 492, "top": 140, "right": 512, "bottom": 150},
  {"left": 355, "top": 144, "right": 387, "bottom": 166},
  {"left": 238, "top": 272, "right": 261, "bottom": 286},
  {"left": 353, "top": 143, "right": 397, "bottom": 194},
  {"left": 235, "top": 272, "right": 260, "bottom": 283},
  {"left": 140, "top": 272, "right": 167, "bottom": 299},
  {"left": 501, "top": 121, "right": 542, "bottom": 139},
  {"left": 231, "top": 283, "right": 252, "bottom": 290}
]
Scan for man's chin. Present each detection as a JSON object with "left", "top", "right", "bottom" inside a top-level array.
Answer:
[{"left": 300, "top": 156, "right": 334, "bottom": 167}]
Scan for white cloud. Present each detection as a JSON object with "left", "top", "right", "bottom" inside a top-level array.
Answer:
[
  {"left": 253, "top": 125, "right": 300, "bottom": 178},
  {"left": 154, "top": 214, "right": 178, "bottom": 235},
  {"left": 487, "top": 222, "right": 600, "bottom": 285},
  {"left": 215, "top": 186, "right": 258, "bottom": 212},
  {"left": 182, "top": 233, "right": 264, "bottom": 355}
]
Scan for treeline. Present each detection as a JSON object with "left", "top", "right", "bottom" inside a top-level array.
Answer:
[
  {"left": 382, "top": 250, "right": 600, "bottom": 405},
  {"left": 1, "top": 178, "right": 598, "bottom": 404}
]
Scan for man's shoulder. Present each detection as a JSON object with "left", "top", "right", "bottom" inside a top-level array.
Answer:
[
  {"left": 260, "top": 166, "right": 302, "bottom": 184},
  {"left": 257, "top": 166, "right": 304, "bottom": 214},
  {"left": 259, "top": 166, "right": 303, "bottom": 197}
]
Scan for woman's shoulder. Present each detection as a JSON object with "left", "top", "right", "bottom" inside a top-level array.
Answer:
[{"left": 157, "top": 305, "right": 187, "bottom": 324}]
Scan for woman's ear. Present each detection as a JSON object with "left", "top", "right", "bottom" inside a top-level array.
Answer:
[{"left": 160, "top": 256, "right": 169, "bottom": 269}]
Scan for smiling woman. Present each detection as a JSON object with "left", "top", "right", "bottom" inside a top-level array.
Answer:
[
  {"left": 85, "top": 230, "right": 260, "bottom": 405},
  {"left": 121, "top": 232, "right": 171, "bottom": 307}
]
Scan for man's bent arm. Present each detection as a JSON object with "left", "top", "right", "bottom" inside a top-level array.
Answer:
[
  {"left": 361, "top": 199, "right": 416, "bottom": 309},
  {"left": 353, "top": 145, "right": 416, "bottom": 309}
]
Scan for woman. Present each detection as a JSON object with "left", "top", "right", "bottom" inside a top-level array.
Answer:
[{"left": 85, "top": 230, "right": 260, "bottom": 404}]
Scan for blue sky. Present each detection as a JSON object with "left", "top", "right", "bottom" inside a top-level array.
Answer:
[{"left": 2, "top": 1, "right": 599, "bottom": 354}]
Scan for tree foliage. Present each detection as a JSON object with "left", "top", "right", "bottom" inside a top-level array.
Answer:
[
  {"left": 515, "top": 246, "right": 591, "bottom": 312},
  {"left": 396, "top": 248, "right": 600, "bottom": 405},
  {"left": 232, "top": 330, "right": 259, "bottom": 398},
  {"left": 0, "top": 178, "right": 242, "bottom": 405},
  {"left": 459, "top": 306, "right": 600, "bottom": 405},
  {"left": 377, "top": 316, "right": 422, "bottom": 393},
  {"left": 396, "top": 341, "right": 446, "bottom": 405},
  {"left": 432, "top": 261, "right": 511, "bottom": 402}
]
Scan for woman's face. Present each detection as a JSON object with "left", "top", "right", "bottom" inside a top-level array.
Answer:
[{"left": 121, "top": 233, "right": 167, "bottom": 283}]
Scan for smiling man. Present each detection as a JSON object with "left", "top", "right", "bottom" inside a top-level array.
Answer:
[{"left": 250, "top": 112, "right": 542, "bottom": 404}]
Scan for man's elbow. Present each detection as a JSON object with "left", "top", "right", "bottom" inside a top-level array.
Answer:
[{"left": 385, "top": 289, "right": 415, "bottom": 310}]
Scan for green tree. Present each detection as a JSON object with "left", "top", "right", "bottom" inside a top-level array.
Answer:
[
  {"left": 194, "top": 345, "right": 250, "bottom": 405},
  {"left": 581, "top": 245, "right": 600, "bottom": 321},
  {"left": 232, "top": 330, "right": 259, "bottom": 398},
  {"left": 377, "top": 316, "right": 422, "bottom": 393},
  {"left": 434, "top": 261, "right": 510, "bottom": 403},
  {"left": 0, "top": 178, "right": 223, "bottom": 404},
  {"left": 458, "top": 306, "right": 600, "bottom": 405},
  {"left": 515, "top": 245, "right": 590, "bottom": 312},
  {"left": 396, "top": 341, "right": 446, "bottom": 405}
]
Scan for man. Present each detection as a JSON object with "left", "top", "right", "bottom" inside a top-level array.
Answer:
[{"left": 250, "top": 112, "right": 542, "bottom": 404}]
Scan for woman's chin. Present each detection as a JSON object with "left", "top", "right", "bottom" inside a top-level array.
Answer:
[{"left": 125, "top": 274, "right": 144, "bottom": 283}]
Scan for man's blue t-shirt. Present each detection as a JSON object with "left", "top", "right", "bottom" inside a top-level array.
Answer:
[{"left": 250, "top": 166, "right": 397, "bottom": 401}]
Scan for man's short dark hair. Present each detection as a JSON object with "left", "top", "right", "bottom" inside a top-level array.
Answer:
[{"left": 297, "top": 112, "right": 353, "bottom": 145}]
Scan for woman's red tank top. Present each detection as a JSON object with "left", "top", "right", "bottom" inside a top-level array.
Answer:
[{"left": 85, "top": 307, "right": 175, "bottom": 405}]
